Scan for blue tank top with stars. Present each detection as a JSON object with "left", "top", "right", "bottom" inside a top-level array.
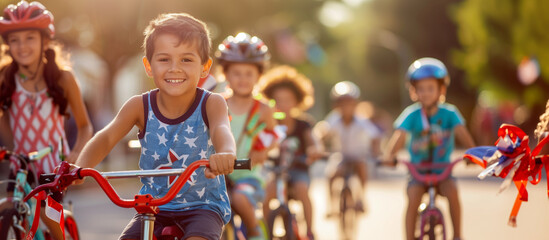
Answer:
[{"left": 137, "top": 88, "right": 231, "bottom": 223}]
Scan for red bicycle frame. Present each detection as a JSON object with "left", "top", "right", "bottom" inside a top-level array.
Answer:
[
  {"left": 25, "top": 159, "right": 250, "bottom": 240},
  {"left": 400, "top": 159, "right": 462, "bottom": 240}
]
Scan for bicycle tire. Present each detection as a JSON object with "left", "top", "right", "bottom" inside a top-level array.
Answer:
[
  {"left": 419, "top": 209, "right": 445, "bottom": 240},
  {"left": 267, "top": 205, "right": 295, "bottom": 240},
  {"left": 0, "top": 208, "right": 23, "bottom": 240},
  {"left": 339, "top": 186, "right": 356, "bottom": 240}
]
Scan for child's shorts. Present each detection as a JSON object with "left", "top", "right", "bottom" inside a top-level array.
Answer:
[
  {"left": 118, "top": 209, "right": 223, "bottom": 240},
  {"left": 232, "top": 177, "right": 265, "bottom": 208},
  {"left": 407, "top": 175, "right": 456, "bottom": 189},
  {"left": 288, "top": 168, "right": 311, "bottom": 187}
]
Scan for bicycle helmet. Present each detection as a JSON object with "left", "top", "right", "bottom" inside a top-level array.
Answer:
[
  {"left": 0, "top": 1, "right": 55, "bottom": 40},
  {"left": 330, "top": 81, "right": 360, "bottom": 101},
  {"left": 215, "top": 32, "right": 270, "bottom": 66},
  {"left": 406, "top": 57, "right": 450, "bottom": 86}
]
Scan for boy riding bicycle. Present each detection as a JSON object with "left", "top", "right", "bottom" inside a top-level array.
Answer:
[
  {"left": 73, "top": 13, "right": 236, "bottom": 240},
  {"left": 315, "top": 81, "right": 381, "bottom": 217},
  {"left": 382, "top": 58, "right": 475, "bottom": 240}
]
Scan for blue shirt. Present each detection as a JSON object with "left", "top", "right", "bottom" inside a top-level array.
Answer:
[
  {"left": 394, "top": 102, "right": 464, "bottom": 164},
  {"left": 137, "top": 88, "right": 231, "bottom": 223}
]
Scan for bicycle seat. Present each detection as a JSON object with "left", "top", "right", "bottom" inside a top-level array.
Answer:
[{"left": 159, "top": 225, "right": 184, "bottom": 239}]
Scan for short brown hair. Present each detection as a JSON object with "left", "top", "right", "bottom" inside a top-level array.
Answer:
[
  {"left": 260, "top": 65, "right": 314, "bottom": 110},
  {"left": 143, "top": 13, "right": 211, "bottom": 64}
]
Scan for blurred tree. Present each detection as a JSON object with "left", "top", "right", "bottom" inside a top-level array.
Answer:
[{"left": 453, "top": 0, "right": 549, "bottom": 129}]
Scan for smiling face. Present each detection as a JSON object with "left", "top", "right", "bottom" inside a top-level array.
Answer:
[
  {"left": 6, "top": 30, "right": 45, "bottom": 68},
  {"left": 224, "top": 63, "right": 261, "bottom": 97},
  {"left": 143, "top": 32, "right": 211, "bottom": 97}
]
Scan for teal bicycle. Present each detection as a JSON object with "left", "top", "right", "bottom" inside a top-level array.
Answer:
[{"left": 0, "top": 145, "right": 80, "bottom": 240}]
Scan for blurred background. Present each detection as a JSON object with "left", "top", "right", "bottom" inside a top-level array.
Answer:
[
  {"left": 1, "top": 0, "right": 547, "bottom": 143},
  {"left": 2, "top": 0, "right": 549, "bottom": 239}
]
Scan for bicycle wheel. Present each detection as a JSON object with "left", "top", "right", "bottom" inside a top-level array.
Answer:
[
  {"left": 0, "top": 209, "right": 23, "bottom": 240},
  {"left": 419, "top": 209, "right": 445, "bottom": 240},
  {"left": 267, "top": 205, "right": 295, "bottom": 240},
  {"left": 339, "top": 186, "right": 356, "bottom": 240}
]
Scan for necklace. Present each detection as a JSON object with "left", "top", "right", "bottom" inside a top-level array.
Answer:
[{"left": 17, "top": 73, "right": 43, "bottom": 114}]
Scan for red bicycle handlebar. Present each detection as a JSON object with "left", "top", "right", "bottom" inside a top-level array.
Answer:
[
  {"left": 400, "top": 159, "right": 463, "bottom": 185},
  {"left": 24, "top": 159, "right": 249, "bottom": 214}
]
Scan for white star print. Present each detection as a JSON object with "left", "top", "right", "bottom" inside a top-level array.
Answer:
[
  {"left": 224, "top": 208, "right": 230, "bottom": 217},
  {"left": 220, "top": 194, "right": 226, "bottom": 202},
  {"left": 144, "top": 132, "right": 150, "bottom": 142},
  {"left": 174, "top": 134, "right": 179, "bottom": 142},
  {"left": 199, "top": 149, "right": 208, "bottom": 159},
  {"left": 152, "top": 151, "right": 160, "bottom": 161},
  {"left": 185, "top": 125, "right": 194, "bottom": 134},
  {"left": 158, "top": 121, "right": 168, "bottom": 132},
  {"left": 141, "top": 147, "right": 148, "bottom": 155},
  {"left": 148, "top": 111, "right": 154, "bottom": 120},
  {"left": 184, "top": 137, "right": 198, "bottom": 148},
  {"left": 207, "top": 139, "right": 213, "bottom": 147},
  {"left": 182, "top": 198, "right": 187, "bottom": 204},
  {"left": 196, "top": 187, "right": 206, "bottom": 198},
  {"left": 205, "top": 199, "right": 210, "bottom": 204},
  {"left": 157, "top": 133, "right": 168, "bottom": 146}
]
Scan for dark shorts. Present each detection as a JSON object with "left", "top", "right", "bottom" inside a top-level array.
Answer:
[
  {"left": 288, "top": 168, "right": 310, "bottom": 186},
  {"left": 118, "top": 209, "right": 224, "bottom": 240}
]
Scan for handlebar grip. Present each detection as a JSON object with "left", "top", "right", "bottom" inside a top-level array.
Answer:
[
  {"left": 39, "top": 173, "right": 56, "bottom": 185},
  {"left": 234, "top": 159, "right": 251, "bottom": 170}
]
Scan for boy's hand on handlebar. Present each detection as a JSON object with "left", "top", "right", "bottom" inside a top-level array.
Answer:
[
  {"left": 205, "top": 152, "right": 236, "bottom": 179},
  {"left": 68, "top": 164, "right": 85, "bottom": 185}
]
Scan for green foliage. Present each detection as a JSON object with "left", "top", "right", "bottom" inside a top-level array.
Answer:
[{"left": 453, "top": 0, "right": 549, "bottom": 107}]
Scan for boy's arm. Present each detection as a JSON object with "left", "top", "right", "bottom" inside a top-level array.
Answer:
[
  {"left": 454, "top": 125, "right": 475, "bottom": 149},
  {"left": 382, "top": 129, "right": 407, "bottom": 164},
  {"left": 75, "top": 95, "right": 143, "bottom": 169},
  {"left": 205, "top": 93, "right": 236, "bottom": 178},
  {"left": 61, "top": 71, "right": 93, "bottom": 163}
]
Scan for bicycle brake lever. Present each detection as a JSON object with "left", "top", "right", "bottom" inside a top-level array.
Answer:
[{"left": 23, "top": 161, "right": 81, "bottom": 202}]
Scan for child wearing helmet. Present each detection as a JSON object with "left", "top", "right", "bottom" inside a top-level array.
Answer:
[
  {"left": 0, "top": 1, "right": 92, "bottom": 239},
  {"left": 315, "top": 80, "right": 382, "bottom": 216},
  {"left": 216, "top": 32, "right": 277, "bottom": 239},
  {"left": 259, "top": 65, "right": 323, "bottom": 239},
  {"left": 382, "top": 57, "right": 475, "bottom": 240}
]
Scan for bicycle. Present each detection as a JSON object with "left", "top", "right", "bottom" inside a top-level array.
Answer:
[
  {"left": 264, "top": 137, "right": 306, "bottom": 240},
  {"left": 381, "top": 159, "right": 463, "bottom": 240},
  {"left": 0, "top": 145, "right": 80, "bottom": 240},
  {"left": 325, "top": 153, "right": 364, "bottom": 240},
  {"left": 24, "top": 159, "right": 251, "bottom": 240}
]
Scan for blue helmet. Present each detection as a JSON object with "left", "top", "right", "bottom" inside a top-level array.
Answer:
[{"left": 406, "top": 57, "right": 450, "bottom": 86}]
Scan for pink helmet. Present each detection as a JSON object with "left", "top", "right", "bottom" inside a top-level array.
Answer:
[{"left": 0, "top": 1, "right": 55, "bottom": 40}]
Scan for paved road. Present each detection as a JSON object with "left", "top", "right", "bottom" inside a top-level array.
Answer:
[{"left": 60, "top": 160, "right": 549, "bottom": 240}]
